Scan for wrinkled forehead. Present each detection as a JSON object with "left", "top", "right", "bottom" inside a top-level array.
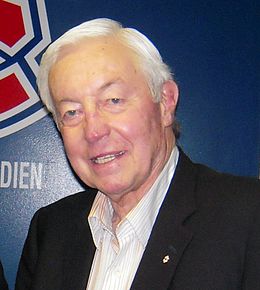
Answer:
[
  {"left": 48, "top": 36, "right": 151, "bottom": 98},
  {"left": 48, "top": 36, "right": 146, "bottom": 91}
]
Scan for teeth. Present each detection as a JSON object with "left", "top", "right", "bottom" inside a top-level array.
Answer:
[
  {"left": 94, "top": 155, "right": 116, "bottom": 164},
  {"left": 92, "top": 151, "right": 124, "bottom": 164}
]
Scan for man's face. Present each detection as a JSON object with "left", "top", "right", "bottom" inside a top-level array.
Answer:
[{"left": 49, "top": 37, "right": 177, "bottom": 204}]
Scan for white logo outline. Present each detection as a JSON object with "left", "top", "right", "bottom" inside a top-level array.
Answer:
[{"left": 0, "top": 0, "right": 51, "bottom": 138}]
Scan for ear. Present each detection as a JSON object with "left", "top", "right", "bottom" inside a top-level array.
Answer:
[{"left": 160, "top": 80, "right": 179, "bottom": 127}]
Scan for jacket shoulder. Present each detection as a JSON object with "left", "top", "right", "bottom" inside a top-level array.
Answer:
[
  {"left": 177, "top": 150, "right": 260, "bottom": 207},
  {"left": 192, "top": 163, "right": 260, "bottom": 217},
  {"left": 32, "top": 188, "right": 97, "bottom": 228},
  {"left": 196, "top": 163, "right": 260, "bottom": 195}
]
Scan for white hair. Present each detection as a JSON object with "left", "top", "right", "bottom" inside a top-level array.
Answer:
[{"left": 37, "top": 18, "right": 173, "bottom": 116}]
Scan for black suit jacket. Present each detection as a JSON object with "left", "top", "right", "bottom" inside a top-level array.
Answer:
[
  {"left": 0, "top": 260, "right": 9, "bottom": 290},
  {"left": 15, "top": 151, "right": 260, "bottom": 290}
]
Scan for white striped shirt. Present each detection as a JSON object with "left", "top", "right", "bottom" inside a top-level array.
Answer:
[{"left": 87, "top": 146, "right": 179, "bottom": 290}]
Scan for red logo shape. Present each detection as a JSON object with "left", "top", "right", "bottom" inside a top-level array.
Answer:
[
  {"left": 0, "top": 74, "right": 29, "bottom": 113},
  {"left": 0, "top": 1, "right": 25, "bottom": 47}
]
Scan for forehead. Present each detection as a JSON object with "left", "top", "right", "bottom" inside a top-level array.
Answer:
[
  {"left": 49, "top": 36, "right": 149, "bottom": 99},
  {"left": 54, "top": 36, "right": 139, "bottom": 69}
]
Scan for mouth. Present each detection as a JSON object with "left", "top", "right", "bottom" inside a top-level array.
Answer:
[{"left": 91, "top": 151, "right": 125, "bottom": 164}]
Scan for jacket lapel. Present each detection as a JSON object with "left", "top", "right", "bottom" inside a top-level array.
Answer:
[{"left": 131, "top": 151, "right": 198, "bottom": 290}]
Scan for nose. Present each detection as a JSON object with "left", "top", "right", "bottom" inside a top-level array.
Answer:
[{"left": 83, "top": 110, "right": 110, "bottom": 143}]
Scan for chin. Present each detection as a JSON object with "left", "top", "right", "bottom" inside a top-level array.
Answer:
[{"left": 97, "top": 182, "right": 128, "bottom": 196}]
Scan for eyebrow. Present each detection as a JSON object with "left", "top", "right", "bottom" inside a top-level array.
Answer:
[
  {"left": 55, "top": 101, "right": 80, "bottom": 110},
  {"left": 98, "top": 78, "right": 123, "bottom": 92}
]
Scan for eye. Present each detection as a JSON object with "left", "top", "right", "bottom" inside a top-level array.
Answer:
[
  {"left": 65, "top": 110, "right": 77, "bottom": 117},
  {"left": 60, "top": 109, "right": 84, "bottom": 126},
  {"left": 102, "top": 97, "right": 125, "bottom": 113},
  {"left": 109, "top": 98, "right": 121, "bottom": 104}
]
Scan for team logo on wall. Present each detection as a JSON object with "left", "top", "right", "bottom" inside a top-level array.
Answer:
[{"left": 0, "top": 0, "right": 51, "bottom": 138}]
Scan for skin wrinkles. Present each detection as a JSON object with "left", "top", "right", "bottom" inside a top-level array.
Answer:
[{"left": 49, "top": 36, "right": 178, "bottom": 227}]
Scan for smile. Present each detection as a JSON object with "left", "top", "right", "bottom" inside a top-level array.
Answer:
[{"left": 91, "top": 151, "right": 125, "bottom": 164}]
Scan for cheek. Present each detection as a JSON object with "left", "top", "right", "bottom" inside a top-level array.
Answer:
[
  {"left": 117, "top": 109, "right": 162, "bottom": 149},
  {"left": 61, "top": 129, "right": 84, "bottom": 157},
  {"left": 114, "top": 113, "right": 150, "bottom": 142},
  {"left": 135, "top": 107, "right": 162, "bottom": 137}
]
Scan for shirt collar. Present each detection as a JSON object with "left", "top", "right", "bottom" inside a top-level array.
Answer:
[{"left": 127, "top": 145, "right": 179, "bottom": 247}]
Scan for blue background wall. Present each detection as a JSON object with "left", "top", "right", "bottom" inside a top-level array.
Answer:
[{"left": 0, "top": 0, "right": 259, "bottom": 289}]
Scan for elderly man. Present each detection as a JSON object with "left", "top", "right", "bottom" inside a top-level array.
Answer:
[{"left": 16, "top": 18, "right": 260, "bottom": 290}]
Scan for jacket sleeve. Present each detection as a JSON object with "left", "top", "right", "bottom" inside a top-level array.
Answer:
[{"left": 242, "top": 182, "right": 260, "bottom": 289}]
